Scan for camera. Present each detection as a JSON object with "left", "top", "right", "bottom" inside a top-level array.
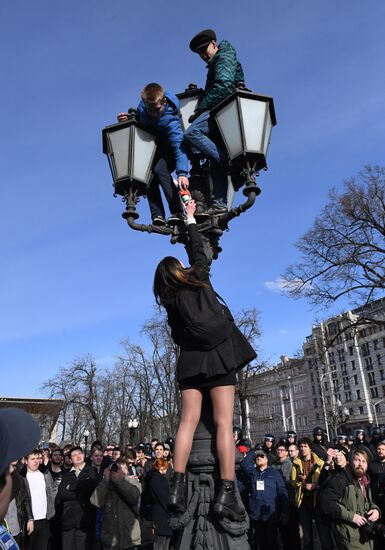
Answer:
[{"left": 360, "top": 514, "right": 385, "bottom": 542}]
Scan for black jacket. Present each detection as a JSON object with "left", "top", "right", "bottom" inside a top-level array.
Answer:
[
  {"left": 56, "top": 464, "right": 98, "bottom": 530},
  {"left": 11, "top": 472, "right": 33, "bottom": 533},
  {"left": 165, "top": 224, "right": 256, "bottom": 381},
  {"left": 147, "top": 470, "right": 172, "bottom": 537}
]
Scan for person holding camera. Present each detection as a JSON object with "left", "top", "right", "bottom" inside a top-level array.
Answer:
[
  {"left": 90, "top": 461, "right": 142, "bottom": 550},
  {"left": 317, "top": 449, "right": 380, "bottom": 550}
]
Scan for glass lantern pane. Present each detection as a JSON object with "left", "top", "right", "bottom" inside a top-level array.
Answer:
[
  {"left": 239, "top": 97, "right": 266, "bottom": 154},
  {"left": 132, "top": 127, "right": 157, "bottom": 184},
  {"left": 214, "top": 98, "right": 243, "bottom": 159},
  {"left": 179, "top": 96, "right": 200, "bottom": 132},
  {"left": 263, "top": 107, "right": 273, "bottom": 157},
  {"left": 108, "top": 127, "right": 131, "bottom": 179}
]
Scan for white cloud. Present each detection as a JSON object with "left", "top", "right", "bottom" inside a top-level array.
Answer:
[{"left": 264, "top": 277, "right": 304, "bottom": 294}]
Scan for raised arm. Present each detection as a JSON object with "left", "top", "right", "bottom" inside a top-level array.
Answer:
[{"left": 185, "top": 201, "right": 210, "bottom": 272}]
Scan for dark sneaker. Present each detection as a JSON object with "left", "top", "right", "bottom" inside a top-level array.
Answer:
[
  {"left": 167, "top": 212, "right": 185, "bottom": 225},
  {"left": 208, "top": 203, "right": 227, "bottom": 215},
  {"left": 152, "top": 215, "right": 167, "bottom": 227}
]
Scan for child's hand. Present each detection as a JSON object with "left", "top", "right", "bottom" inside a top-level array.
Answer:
[{"left": 185, "top": 199, "right": 196, "bottom": 218}]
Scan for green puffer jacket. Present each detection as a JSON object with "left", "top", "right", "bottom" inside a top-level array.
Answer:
[
  {"left": 195, "top": 40, "right": 244, "bottom": 116},
  {"left": 318, "top": 467, "right": 380, "bottom": 550}
]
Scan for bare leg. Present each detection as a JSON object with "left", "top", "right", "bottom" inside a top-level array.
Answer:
[
  {"left": 209, "top": 385, "right": 235, "bottom": 480},
  {"left": 173, "top": 388, "right": 203, "bottom": 473}
]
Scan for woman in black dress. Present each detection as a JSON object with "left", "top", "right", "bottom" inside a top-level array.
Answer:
[{"left": 153, "top": 200, "right": 256, "bottom": 520}]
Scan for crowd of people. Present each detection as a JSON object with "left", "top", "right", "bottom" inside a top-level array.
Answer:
[
  {"left": 3, "top": 424, "right": 385, "bottom": 550},
  {"left": 235, "top": 426, "right": 385, "bottom": 550}
]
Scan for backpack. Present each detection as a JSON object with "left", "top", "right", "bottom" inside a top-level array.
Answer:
[{"left": 184, "top": 292, "right": 234, "bottom": 350}]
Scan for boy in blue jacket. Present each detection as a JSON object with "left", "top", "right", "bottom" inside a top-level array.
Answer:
[{"left": 137, "top": 83, "right": 189, "bottom": 226}]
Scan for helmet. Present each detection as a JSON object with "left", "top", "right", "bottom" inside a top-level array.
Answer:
[
  {"left": 254, "top": 443, "right": 264, "bottom": 451},
  {"left": 372, "top": 427, "right": 382, "bottom": 436},
  {"left": 263, "top": 433, "right": 275, "bottom": 442},
  {"left": 354, "top": 427, "right": 365, "bottom": 436},
  {"left": 278, "top": 437, "right": 288, "bottom": 446},
  {"left": 313, "top": 426, "right": 324, "bottom": 436},
  {"left": 337, "top": 434, "right": 347, "bottom": 442},
  {"left": 287, "top": 431, "right": 297, "bottom": 438}
]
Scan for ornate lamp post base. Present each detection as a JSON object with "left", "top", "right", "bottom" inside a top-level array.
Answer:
[{"left": 170, "top": 394, "right": 250, "bottom": 550}]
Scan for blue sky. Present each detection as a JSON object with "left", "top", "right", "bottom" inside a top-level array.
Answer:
[{"left": 1, "top": 0, "right": 385, "bottom": 396}]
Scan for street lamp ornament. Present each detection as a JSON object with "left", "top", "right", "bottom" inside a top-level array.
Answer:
[{"left": 102, "top": 84, "right": 277, "bottom": 261}]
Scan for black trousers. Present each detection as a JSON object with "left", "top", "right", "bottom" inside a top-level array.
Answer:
[
  {"left": 61, "top": 529, "right": 89, "bottom": 550},
  {"left": 27, "top": 519, "right": 50, "bottom": 550},
  {"left": 249, "top": 519, "right": 278, "bottom": 550}
]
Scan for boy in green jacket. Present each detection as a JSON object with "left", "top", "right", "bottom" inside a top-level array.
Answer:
[{"left": 184, "top": 29, "right": 244, "bottom": 214}]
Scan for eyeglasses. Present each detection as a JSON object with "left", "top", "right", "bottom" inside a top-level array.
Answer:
[{"left": 277, "top": 448, "right": 287, "bottom": 452}]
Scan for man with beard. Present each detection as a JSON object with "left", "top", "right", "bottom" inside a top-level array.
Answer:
[{"left": 318, "top": 450, "right": 380, "bottom": 550}]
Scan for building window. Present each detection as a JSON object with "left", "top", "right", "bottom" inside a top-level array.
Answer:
[
  {"left": 359, "top": 406, "right": 364, "bottom": 414},
  {"left": 374, "top": 339, "right": 379, "bottom": 350},
  {"left": 365, "top": 357, "right": 373, "bottom": 371},
  {"left": 378, "top": 354, "right": 382, "bottom": 366},
  {"left": 356, "top": 389, "right": 361, "bottom": 400},
  {"left": 353, "top": 375, "right": 358, "bottom": 385},
  {"left": 368, "top": 372, "right": 376, "bottom": 386},
  {"left": 362, "top": 342, "right": 370, "bottom": 356},
  {"left": 371, "top": 387, "right": 379, "bottom": 398},
  {"left": 349, "top": 346, "right": 354, "bottom": 356},
  {"left": 351, "top": 360, "right": 356, "bottom": 370},
  {"left": 345, "top": 392, "right": 352, "bottom": 401},
  {"left": 382, "top": 386, "right": 385, "bottom": 397},
  {"left": 313, "top": 398, "right": 318, "bottom": 407}
]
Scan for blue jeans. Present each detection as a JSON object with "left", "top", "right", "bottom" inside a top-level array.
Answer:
[
  {"left": 184, "top": 111, "right": 228, "bottom": 205},
  {"left": 147, "top": 153, "right": 183, "bottom": 220}
]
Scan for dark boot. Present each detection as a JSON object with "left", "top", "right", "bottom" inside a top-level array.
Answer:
[
  {"left": 168, "top": 472, "right": 186, "bottom": 513},
  {"left": 213, "top": 479, "right": 246, "bottom": 521}
]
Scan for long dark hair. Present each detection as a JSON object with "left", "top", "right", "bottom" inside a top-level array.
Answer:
[{"left": 153, "top": 256, "right": 207, "bottom": 307}]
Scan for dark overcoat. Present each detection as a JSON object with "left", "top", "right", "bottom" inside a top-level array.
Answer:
[
  {"left": 165, "top": 223, "right": 256, "bottom": 382},
  {"left": 147, "top": 470, "right": 172, "bottom": 537}
]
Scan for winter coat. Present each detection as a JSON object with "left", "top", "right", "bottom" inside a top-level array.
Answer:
[
  {"left": 165, "top": 223, "right": 256, "bottom": 382},
  {"left": 194, "top": 40, "right": 244, "bottom": 116},
  {"left": 90, "top": 478, "right": 141, "bottom": 549},
  {"left": 317, "top": 466, "right": 380, "bottom": 550},
  {"left": 137, "top": 92, "right": 189, "bottom": 176},
  {"left": 56, "top": 464, "right": 98, "bottom": 530},
  {"left": 146, "top": 470, "right": 172, "bottom": 537},
  {"left": 291, "top": 453, "right": 324, "bottom": 508},
  {"left": 11, "top": 472, "right": 33, "bottom": 533},
  {"left": 240, "top": 450, "right": 289, "bottom": 521}
]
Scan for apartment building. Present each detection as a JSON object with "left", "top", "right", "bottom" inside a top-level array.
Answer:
[
  {"left": 303, "top": 297, "right": 385, "bottom": 439},
  {"left": 243, "top": 356, "right": 314, "bottom": 444}
]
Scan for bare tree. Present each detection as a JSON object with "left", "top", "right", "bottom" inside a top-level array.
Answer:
[
  {"left": 233, "top": 308, "right": 264, "bottom": 437},
  {"left": 284, "top": 165, "right": 385, "bottom": 308}
]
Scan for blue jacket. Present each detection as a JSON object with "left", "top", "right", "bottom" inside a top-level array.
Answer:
[
  {"left": 137, "top": 92, "right": 189, "bottom": 176},
  {"left": 240, "top": 450, "right": 289, "bottom": 521}
]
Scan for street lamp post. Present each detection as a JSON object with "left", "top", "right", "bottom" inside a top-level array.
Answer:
[
  {"left": 369, "top": 398, "right": 385, "bottom": 427},
  {"left": 102, "top": 84, "right": 277, "bottom": 261},
  {"left": 128, "top": 418, "right": 139, "bottom": 445},
  {"left": 83, "top": 429, "right": 90, "bottom": 458}
]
